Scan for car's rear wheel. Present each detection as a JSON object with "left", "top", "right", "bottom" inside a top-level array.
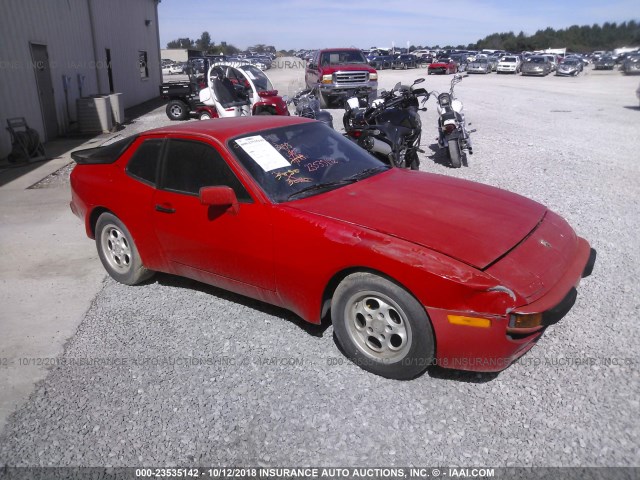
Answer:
[
  {"left": 199, "top": 112, "right": 211, "bottom": 120},
  {"left": 332, "top": 273, "right": 434, "bottom": 380},
  {"left": 96, "top": 213, "right": 154, "bottom": 285}
]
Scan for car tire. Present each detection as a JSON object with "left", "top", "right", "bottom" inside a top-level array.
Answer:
[
  {"left": 332, "top": 272, "right": 435, "bottom": 380},
  {"left": 199, "top": 112, "right": 211, "bottom": 120},
  {"left": 166, "top": 100, "right": 189, "bottom": 121},
  {"left": 95, "top": 213, "right": 154, "bottom": 286},
  {"left": 448, "top": 141, "right": 462, "bottom": 168}
]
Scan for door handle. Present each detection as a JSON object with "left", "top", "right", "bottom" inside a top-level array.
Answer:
[{"left": 155, "top": 204, "right": 176, "bottom": 214}]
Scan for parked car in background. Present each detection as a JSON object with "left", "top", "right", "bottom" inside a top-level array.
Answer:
[
  {"left": 449, "top": 54, "right": 468, "bottom": 72},
  {"left": 466, "top": 57, "right": 491, "bottom": 74},
  {"left": 496, "top": 56, "right": 521, "bottom": 74},
  {"left": 521, "top": 56, "right": 551, "bottom": 76},
  {"left": 593, "top": 56, "right": 615, "bottom": 70},
  {"left": 542, "top": 55, "right": 558, "bottom": 72},
  {"left": 413, "top": 49, "right": 432, "bottom": 59},
  {"left": 622, "top": 55, "right": 640, "bottom": 74},
  {"left": 486, "top": 56, "right": 499, "bottom": 71},
  {"left": 168, "top": 63, "right": 185, "bottom": 74},
  {"left": 392, "top": 54, "right": 418, "bottom": 69},
  {"left": 428, "top": 58, "right": 458, "bottom": 75},
  {"left": 369, "top": 55, "right": 395, "bottom": 70},
  {"left": 69, "top": 116, "right": 595, "bottom": 379},
  {"left": 556, "top": 58, "right": 583, "bottom": 76}
]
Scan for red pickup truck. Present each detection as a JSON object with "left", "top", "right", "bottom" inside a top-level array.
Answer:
[{"left": 305, "top": 48, "right": 378, "bottom": 108}]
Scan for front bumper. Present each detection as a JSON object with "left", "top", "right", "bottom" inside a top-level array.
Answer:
[
  {"left": 427, "top": 241, "right": 595, "bottom": 372},
  {"left": 521, "top": 69, "right": 546, "bottom": 76},
  {"left": 318, "top": 83, "right": 377, "bottom": 100}
]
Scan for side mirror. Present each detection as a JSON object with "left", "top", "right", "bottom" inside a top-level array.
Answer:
[
  {"left": 413, "top": 77, "right": 425, "bottom": 85},
  {"left": 199, "top": 186, "right": 239, "bottom": 215}
]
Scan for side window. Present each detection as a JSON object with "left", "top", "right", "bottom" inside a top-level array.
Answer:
[
  {"left": 162, "top": 139, "right": 252, "bottom": 202},
  {"left": 126, "top": 139, "right": 163, "bottom": 186}
]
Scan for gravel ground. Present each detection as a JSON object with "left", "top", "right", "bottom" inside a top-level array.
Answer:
[{"left": 0, "top": 63, "right": 639, "bottom": 468}]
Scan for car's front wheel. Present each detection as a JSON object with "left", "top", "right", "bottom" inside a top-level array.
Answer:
[
  {"left": 332, "top": 273, "right": 435, "bottom": 380},
  {"left": 95, "top": 213, "right": 154, "bottom": 285}
]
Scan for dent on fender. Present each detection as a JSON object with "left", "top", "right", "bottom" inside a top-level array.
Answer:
[{"left": 488, "top": 285, "right": 517, "bottom": 301}]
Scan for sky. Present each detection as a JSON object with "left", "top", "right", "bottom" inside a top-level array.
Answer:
[{"left": 158, "top": 0, "right": 639, "bottom": 51}]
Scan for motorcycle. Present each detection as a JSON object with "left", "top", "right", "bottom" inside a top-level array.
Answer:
[
  {"left": 434, "top": 74, "right": 475, "bottom": 168},
  {"left": 342, "top": 78, "right": 429, "bottom": 169},
  {"left": 288, "top": 87, "right": 334, "bottom": 129}
]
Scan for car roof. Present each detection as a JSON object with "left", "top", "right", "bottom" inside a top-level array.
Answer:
[
  {"left": 142, "top": 116, "right": 315, "bottom": 142},
  {"left": 319, "top": 48, "right": 362, "bottom": 52}
]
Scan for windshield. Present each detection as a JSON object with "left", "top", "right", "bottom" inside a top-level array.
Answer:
[
  {"left": 320, "top": 50, "right": 367, "bottom": 65},
  {"left": 238, "top": 65, "right": 273, "bottom": 91},
  {"left": 503, "top": 57, "right": 517, "bottom": 62},
  {"left": 528, "top": 57, "right": 546, "bottom": 64},
  {"left": 230, "top": 122, "right": 388, "bottom": 203}
]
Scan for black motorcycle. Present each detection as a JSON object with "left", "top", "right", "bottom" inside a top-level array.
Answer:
[
  {"left": 288, "top": 87, "right": 334, "bottom": 129},
  {"left": 342, "top": 78, "right": 429, "bottom": 169}
]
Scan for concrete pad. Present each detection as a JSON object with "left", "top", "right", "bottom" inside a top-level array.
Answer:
[{"left": 0, "top": 140, "right": 107, "bottom": 434}]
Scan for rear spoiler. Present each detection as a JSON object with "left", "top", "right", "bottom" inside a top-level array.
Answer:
[{"left": 71, "top": 135, "right": 138, "bottom": 164}]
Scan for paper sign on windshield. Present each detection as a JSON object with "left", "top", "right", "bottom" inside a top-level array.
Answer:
[{"left": 235, "top": 136, "right": 290, "bottom": 171}]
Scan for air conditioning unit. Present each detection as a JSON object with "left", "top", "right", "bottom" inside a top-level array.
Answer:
[{"left": 76, "top": 95, "right": 113, "bottom": 133}]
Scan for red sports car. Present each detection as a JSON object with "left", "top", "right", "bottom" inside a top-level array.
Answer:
[
  {"left": 70, "top": 117, "right": 595, "bottom": 380},
  {"left": 428, "top": 58, "right": 458, "bottom": 75}
]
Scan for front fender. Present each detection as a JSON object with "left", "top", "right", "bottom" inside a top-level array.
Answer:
[{"left": 271, "top": 206, "right": 521, "bottom": 324}]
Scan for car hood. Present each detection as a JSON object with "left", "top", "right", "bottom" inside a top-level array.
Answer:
[
  {"left": 320, "top": 65, "right": 376, "bottom": 73},
  {"left": 286, "top": 169, "right": 546, "bottom": 269}
]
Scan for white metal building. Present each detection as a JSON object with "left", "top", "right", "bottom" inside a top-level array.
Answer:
[
  {"left": 0, "top": 0, "right": 162, "bottom": 159},
  {"left": 161, "top": 48, "right": 204, "bottom": 63}
]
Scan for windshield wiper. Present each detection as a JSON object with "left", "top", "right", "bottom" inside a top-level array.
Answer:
[
  {"left": 287, "top": 179, "right": 357, "bottom": 200},
  {"left": 344, "top": 166, "right": 389, "bottom": 182},
  {"left": 287, "top": 166, "right": 389, "bottom": 201}
]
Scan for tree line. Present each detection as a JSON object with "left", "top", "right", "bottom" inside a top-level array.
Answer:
[
  {"left": 166, "top": 32, "right": 275, "bottom": 56},
  {"left": 167, "top": 20, "right": 639, "bottom": 56},
  {"left": 470, "top": 20, "right": 639, "bottom": 52}
]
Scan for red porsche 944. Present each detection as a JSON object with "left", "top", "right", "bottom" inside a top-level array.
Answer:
[{"left": 70, "top": 116, "right": 595, "bottom": 379}]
